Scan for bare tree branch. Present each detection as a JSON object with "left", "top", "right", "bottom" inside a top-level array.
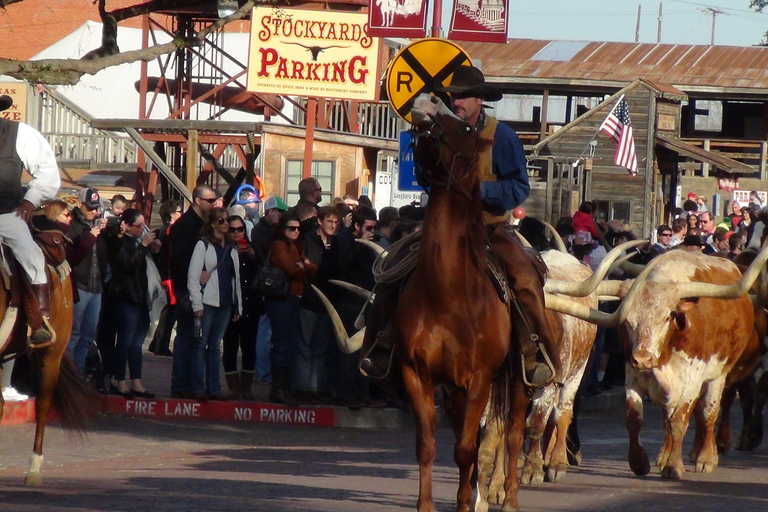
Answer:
[{"left": 0, "top": 0, "right": 259, "bottom": 84}]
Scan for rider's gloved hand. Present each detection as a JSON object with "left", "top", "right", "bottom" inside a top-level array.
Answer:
[{"left": 14, "top": 200, "right": 35, "bottom": 223}]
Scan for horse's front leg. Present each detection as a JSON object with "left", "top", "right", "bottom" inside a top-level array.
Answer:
[
  {"left": 402, "top": 364, "right": 437, "bottom": 512},
  {"left": 25, "top": 351, "right": 61, "bottom": 487},
  {"left": 503, "top": 377, "right": 530, "bottom": 512},
  {"left": 454, "top": 372, "right": 492, "bottom": 512}
]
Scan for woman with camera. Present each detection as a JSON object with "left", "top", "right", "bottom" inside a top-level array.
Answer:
[
  {"left": 107, "top": 208, "right": 159, "bottom": 399},
  {"left": 187, "top": 207, "right": 242, "bottom": 402}
]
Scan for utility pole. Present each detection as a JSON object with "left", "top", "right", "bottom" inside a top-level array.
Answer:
[
  {"left": 635, "top": 4, "right": 642, "bottom": 42},
  {"left": 657, "top": 2, "right": 663, "bottom": 43},
  {"left": 700, "top": 7, "right": 727, "bottom": 45}
]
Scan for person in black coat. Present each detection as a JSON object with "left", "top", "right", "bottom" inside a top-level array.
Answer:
[{"left": 107, "top": 209, "right": 159, "bottom": 399}]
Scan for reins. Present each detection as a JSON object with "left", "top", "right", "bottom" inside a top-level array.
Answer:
[{"left": 417, "top": 123, "right": 479, "bottom": 202}]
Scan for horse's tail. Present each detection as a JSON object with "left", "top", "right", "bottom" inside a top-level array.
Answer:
[{"left": 48, "top": 355, "right": 97, "bottom": 435}]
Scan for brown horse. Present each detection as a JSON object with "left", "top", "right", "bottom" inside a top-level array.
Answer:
[
  {"left": 393, "top": 94, "right": 527, "bottom": 512},
  {"left": 0, "top": 253, "right": 92, "bottom": 486}
]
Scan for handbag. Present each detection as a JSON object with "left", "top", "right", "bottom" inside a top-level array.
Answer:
[{"left": 252, "top": 247, "right": 290, "bottom": 299}]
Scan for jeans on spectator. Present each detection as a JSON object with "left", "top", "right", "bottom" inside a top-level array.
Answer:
[
  {"left": 335, "top": 301, "right": 370, "bottom": 401},
  {"left": 96, "top": 293, "right": 117, "bottom": 379},
  {"left": 171, "top": 299, "right": 195, "bottom": 394},
  {"left": 191, "top": 304, "right": 231, "bottom": 396},
  {"left": 294, "top": 308, "right": 332, "bottom": 393},
  {"left": 222, "top": 312, "right": 259, "bottom": 373},
  {"left": 68, "top": 290, "right": 101, "bottom": 374},
  {"left": 113, "top": 300, "right": 149, "bottom": 381},
  {"left": 265, "top": 295, "right": 301, "bottom": 371},
  {"left": 255, "top": 315, "right": 272, "bottom": 383}
]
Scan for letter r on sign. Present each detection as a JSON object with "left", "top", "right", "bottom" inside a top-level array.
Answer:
[{"left": 396, "top": 71, "right": 413, "bottom": 93}]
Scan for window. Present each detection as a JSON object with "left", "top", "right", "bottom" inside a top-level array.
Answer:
[
  {"left": 594, "top": 200, "right": 630, "bottom": 224},
  {"left": 285, "top": 160, "right": 335, "bottom": 206}
]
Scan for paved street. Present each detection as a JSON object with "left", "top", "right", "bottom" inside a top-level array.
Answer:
[{"left": 2, "top": 404, "right": 768, "bottom": 512}]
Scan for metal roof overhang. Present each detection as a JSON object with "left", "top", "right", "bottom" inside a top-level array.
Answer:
[{"left": 655, "top": 135, "right": 755, "bottom": 174}]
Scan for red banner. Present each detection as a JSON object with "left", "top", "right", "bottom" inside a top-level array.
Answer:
[
  {"left": 368, "top": 0, "right": 429, "bottom": 38},
  {"left": 448, "top": 0, "right": 509, "bottom": 43}
]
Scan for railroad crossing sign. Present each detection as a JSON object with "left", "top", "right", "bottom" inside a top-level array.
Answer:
[{"left": 386, "top": 38, "right": 472, "bottom": 123}]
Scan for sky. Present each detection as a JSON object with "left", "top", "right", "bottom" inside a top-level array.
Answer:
[{"left": 501, "top": 0, "right": 768, "bottom": 46}]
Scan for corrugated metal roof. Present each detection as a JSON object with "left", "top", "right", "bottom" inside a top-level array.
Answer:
[{"left": 465, "top": 39, "right": 768, "bottom": 90}]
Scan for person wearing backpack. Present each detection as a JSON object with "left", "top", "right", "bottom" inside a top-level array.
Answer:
[{"left": 187, "top": 207, "right": 242, "bottom": 402}]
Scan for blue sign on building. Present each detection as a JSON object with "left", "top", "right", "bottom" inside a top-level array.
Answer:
[{"left": 398, "top": 131, "right": 422, "bottom": 192}]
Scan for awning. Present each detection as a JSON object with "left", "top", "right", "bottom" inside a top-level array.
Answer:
[{"left": 655, "top": 135, "right": 756, "bottom": 174}]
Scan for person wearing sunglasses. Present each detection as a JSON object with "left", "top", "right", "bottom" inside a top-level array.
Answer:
[
  {"left": 187, "top": 207, "right": 242, "bottom": 402},
  {"left": 221, "top": 215, "right": 265, "bottom": 400},
  {"left": 168, "top": 185, "right": 218, "bottom": 399},
  {"left": 647, "top": 224, "right": 674, "bottom": 260},
  {"left": 265, "top": 214, "right": 317, "bottom": 405}
]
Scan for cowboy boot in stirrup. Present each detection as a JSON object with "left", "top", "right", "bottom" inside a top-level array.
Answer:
[
  {"left": 27, "top": 283, "right": 53, "bottom": 345},
  {"left": 359, "top": 329, "right": 396, "bottom": 380}
]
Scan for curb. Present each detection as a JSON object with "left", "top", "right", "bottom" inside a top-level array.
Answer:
[{"left": 1, "top": 389, "right": 625, "bottom": 429}]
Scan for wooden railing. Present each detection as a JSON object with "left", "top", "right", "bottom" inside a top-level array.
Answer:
[
  {"left": 295, "top": 99, "right": 402, "bottom": 140},
  {"left": 38, "top": 88, "right": 137, "bottom": 169},
  {"left": 681, "top": 137, "right": 767, "bottom": 178}
]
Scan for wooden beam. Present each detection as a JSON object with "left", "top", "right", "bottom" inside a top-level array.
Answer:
[
  {"left": 761, "top": 141, "right": 768, "bottom": 181},
  {"left": 187, "top": 130, "right": 199, "bottom": 190},
  {"left": 539, "top": 89, "right": 549, "bottom": 140},
  {"left": 125, "top": 127, "right": 193, "bottom": 203},
  {"left": 304, "top": 98, "right": 317, "bottom": 179}
]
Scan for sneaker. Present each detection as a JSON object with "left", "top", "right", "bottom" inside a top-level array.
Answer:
[{"left": 2, "top": 386, "right": 29, "bottom": 402}]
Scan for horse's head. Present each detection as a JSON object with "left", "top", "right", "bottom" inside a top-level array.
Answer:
[{"left": 410, "top": 94, "right": 493, "bottom": 193}]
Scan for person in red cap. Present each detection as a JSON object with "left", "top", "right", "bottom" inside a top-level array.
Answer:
[{"left": 0, "top": 95, "right": 60, "bottom": 345}]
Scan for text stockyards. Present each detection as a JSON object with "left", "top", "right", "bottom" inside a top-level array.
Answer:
[{"left": 247, "top": 7, "right": 381, "bottom": 101}]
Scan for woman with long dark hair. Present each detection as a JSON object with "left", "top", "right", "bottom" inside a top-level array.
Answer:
[
  {"left": 221, "top": 215, "right": 264, "bottom": 399},
  {"left": 187, "top": 207, "right": 242, "bottom": 402},
  {"left": 107, "top": 208, "right": 158, "bottom": 399},
  {"left": 265, "top": 213, "right": 317, "bottom": 405}
]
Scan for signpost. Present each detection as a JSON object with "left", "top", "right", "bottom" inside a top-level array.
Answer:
[{"left": 385, "top": 38, "right": 472, "bottom": 122}]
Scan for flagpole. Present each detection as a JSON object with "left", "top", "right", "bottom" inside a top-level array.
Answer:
[{"left": 431, "top": 0, "right": 442, "bottom": 37}]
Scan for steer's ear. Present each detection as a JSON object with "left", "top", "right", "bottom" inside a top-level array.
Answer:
[{"left": 671, "top": 298, "right": 698, "bottom": 331}]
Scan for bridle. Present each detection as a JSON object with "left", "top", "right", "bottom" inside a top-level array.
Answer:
[{"left": 413, "top": 119, "right": 480, "bottom": 202}]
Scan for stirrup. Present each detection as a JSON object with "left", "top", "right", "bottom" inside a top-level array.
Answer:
[
  {"left": 28, "top": 317, "right": 56, "bottom": 350},
  {"left": 520, "top": 342, "right": 555, "bottom": 389},
  {"left": 359, "top": 342, "right": 395, "bottom": 380}
]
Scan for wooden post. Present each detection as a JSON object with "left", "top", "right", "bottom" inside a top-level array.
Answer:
[
  {"left": 702, "top": 139, "right": 710, "bottom": 177},
  {"left": 187, "top": 129, "right": 199, "bottom": 193},
  {"left": 539, "top": 89, "right": 549, "bottom": 141},
  {"left": 303, "top": 98, "right": 317, "bottom": 179},
  {"left": 761, "top": 141, "right": 768, "bottom": 181}
]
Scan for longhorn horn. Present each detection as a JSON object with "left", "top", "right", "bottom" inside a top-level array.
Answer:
[
  {"left": 542, "top": 221, "right": 567, "bottom": 253},
  {"left": 595, "top": 280, "right": 624, "bottom": 296},
  {"left": 618, "top": 259, "right": 647, "bottom": 277},
  {"left": 356, "top": 238, "right": 385, "bottom": 256},
  {"left": 674, "top": 246, "right": 768, "bottom": 301},
  {"left": 329, "top": 279, "right": 374, "bottom": 302},
  {"left": 514, "top": 230, "right": 532, "bottom": 248},
  {"left": 544, "top": 294, "right": 620, "bottom": 327},
  {"left": 311, "top": 285, "right": 365, "bottom": 354},
  {"left": 544, "top": 239, "right": 648, "bottom": 297}
]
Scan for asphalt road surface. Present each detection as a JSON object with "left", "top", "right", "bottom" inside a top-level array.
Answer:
[{"left": 1, "top": 405, "right": 768, "bottom": 512}]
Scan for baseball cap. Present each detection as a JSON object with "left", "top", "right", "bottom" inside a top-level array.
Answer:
[
  {"left": 77, "top": 188, "right": 101, "bottom": 210},
  {"left": 687, "top": 192, "right": 697, "bottom": 199},
  {"left": 263, "top": 196, "right": 289, "bottom": 212}
]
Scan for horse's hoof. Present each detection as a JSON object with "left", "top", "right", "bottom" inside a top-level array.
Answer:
[{"left": 24, "top": 472, "right": 42, "bottom": 487}]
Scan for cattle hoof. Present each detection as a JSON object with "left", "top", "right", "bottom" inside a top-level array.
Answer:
[
  {"left": 694, "top": 459, "right": 717, "bottom": 474},
  {"left": 24, "top": 472, "right": 42, "bottom": 487},
  {"left": 660, "top": 465, "right": 684, "bottom": 479},
  {"left": 735, "top": 434, "right": 755, "bottom": 451},
  {"left": 521, "top": 464, "right": 544, "bottom": 485},
  {"left": 501, "top": 503, "right": 520, "bottom": 512},
  {"left": 487, "top": 488, "right": 505, "bottom": 505},
  {"left": 545, "top": 467, "right": 567, "bottom": 483},
  {"left": 567, "top": 449, "right": 582, "bottom": 466}
]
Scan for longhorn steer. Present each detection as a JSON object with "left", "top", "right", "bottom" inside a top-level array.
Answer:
[
  {"left": 475, "top": 251, "right": 598, "bottom": 511},
  {"left": 547, "top": 248, "right": 768, "bottom": 479}
]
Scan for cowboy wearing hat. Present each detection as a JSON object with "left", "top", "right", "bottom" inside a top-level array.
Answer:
[
  {"left": 361, "top": 67, "right": 561, "bottom": 388},
  {"left": 0, "top": 94, "right": 61, "bottom": 345}
]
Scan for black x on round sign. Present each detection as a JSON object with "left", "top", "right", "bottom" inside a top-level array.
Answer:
[{"left": 386, "top": 38, "right": 472, "bottom": 123}]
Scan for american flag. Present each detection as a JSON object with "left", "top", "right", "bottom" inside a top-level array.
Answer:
[{"left": 599, "top": 97, "right": 638, "bottom": 176}]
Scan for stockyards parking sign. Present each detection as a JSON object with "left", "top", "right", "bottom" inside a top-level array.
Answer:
[{"left": 247, "top": 7, "right": 381, "bottom": 101}]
